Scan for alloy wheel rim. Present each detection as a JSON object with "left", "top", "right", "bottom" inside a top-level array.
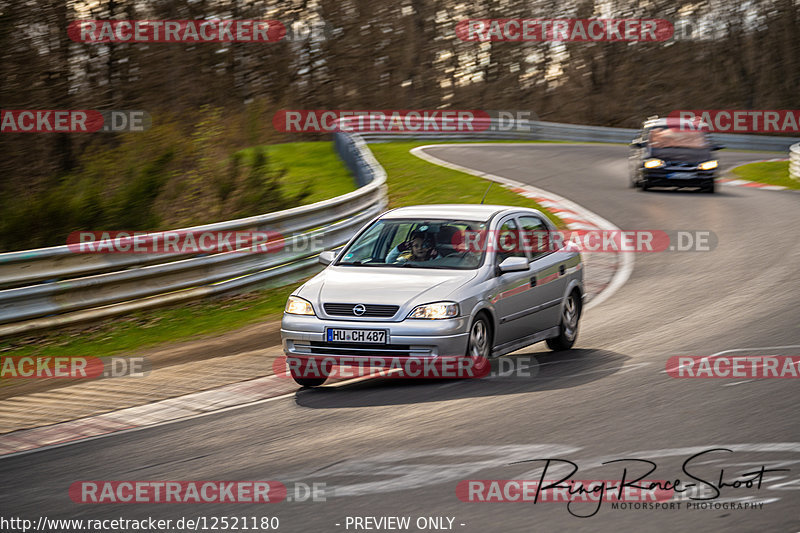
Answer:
[
  {"left": 470, "top": 320, "right": 489, "bottom": 361},
  {"left": 563, "top": 294, "right": 579, "bottom": 340}
]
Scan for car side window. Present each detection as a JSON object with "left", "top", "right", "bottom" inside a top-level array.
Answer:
[
  {"left": 518, "top": 215, "right": 549, "bottom": 260},
  {"left": 495, "top": 218, "right": 526, "bottom": 266}
]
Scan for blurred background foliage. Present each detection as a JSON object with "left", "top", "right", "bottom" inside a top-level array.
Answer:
[
  {"left": 0, "top": 105, "right": 304, "bottom": 249},
  {"left": 0, "top": 0, "right": 797, "bottom": 249}
]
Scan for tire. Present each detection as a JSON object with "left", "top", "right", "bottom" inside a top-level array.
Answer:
[
  {"left": 703, "top": 180, "right": 715, "bottom": 193},
  {"left": 546, "top": 291, "right": 581, "bottom": 351},
  {"left": 289, "top": 357, "right": 331, "bottom": 387},
  {"left": 464, "top": 315, "right": 492, "bottom": 376},
  {"left": 640, "top": 178, "right": 651, "bottom": 191},
  {"left": 292, "top": 376, "right": 328, "bottom": 387}
]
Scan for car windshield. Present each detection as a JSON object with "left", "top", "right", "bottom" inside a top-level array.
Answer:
[
  {"left": 336, "top": 218, "right": 488, "bottom": 270},
  {"left": 648, "top": 126, "right": 710, "bottom": 149}
]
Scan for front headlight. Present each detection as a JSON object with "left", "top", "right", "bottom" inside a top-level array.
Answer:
[
  {"left": 698, "top": 160, "right": 718, "bottom": 170},
  {"left": 407, "top": 302, "right": 459, "bottom": 319},
  {"left": 285, "top": 295, "right": 315, "bottom": 316},
  {"left": 644, "top": 158, "right": 665, "bottom": 169}
]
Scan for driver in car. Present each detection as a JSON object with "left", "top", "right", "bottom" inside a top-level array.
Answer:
[{"left": 388, "top": 231, "right": 439, "bottom": 263}]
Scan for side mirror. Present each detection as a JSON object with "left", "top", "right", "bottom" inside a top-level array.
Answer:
[
  {"left": 318, "top": 250, "right": 336, "bottom": 265},
  {"left": 711, "top": 144, "right": 725, "bottom": 151},
  {"left": 498, "top": 256, "right": 528, "bottom": 273},
  {"left": 630, "top": 140, "right": 645, "bottom": 148}
]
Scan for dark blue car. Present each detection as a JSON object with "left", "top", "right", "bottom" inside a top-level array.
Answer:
[{"left": 629, "top": 117, "right": 724, "bottom": 193}]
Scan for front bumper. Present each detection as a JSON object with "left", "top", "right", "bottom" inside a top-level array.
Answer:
[
  {"left": 281, "top": 314, "right": 471, "bottom": 359},
  {"left": 643, "top": 168, "right": 715, "bottom": 186}
]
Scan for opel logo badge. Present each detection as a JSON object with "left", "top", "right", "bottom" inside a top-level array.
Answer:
[{"left": 353, "top": 304, "right": 366, "bottom": 316}]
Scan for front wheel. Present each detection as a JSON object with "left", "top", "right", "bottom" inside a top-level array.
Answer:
[
  {"left": 546, "top": 291, "right": 581, "bottom": 351},
  {"left": 292, "top": 376, "right": 328, "bottom": 387},
  {"left": 289, "top": 358, "right": 331, "bottom": 387},
  {"left": 464, "top": 316, "right": 492, "bottom": 376},
  {"left": 702, "top": 180, "right": 715, "bottom": 193},
  {"left": 629, "top": 167, "right": 640, "bottom": 188}
]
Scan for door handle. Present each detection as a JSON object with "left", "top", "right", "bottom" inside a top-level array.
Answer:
[
  {"left": 559, "top": 264, "right": 566, "bottom": 276},
  {"left": 530, "top": 276, "right": 537, "bottom": 287}
]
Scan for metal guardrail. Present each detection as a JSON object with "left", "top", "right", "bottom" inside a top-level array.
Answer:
[
  {"left": 0, "top": 131, "right": 387, "bottom": 337},
  {"left": 791, "top": 143, "right": 800, "bottom": 181},
  {"left": 1, "top": 118, "right": 795, "bottom": 337},
  {"left": 359, "top": 119, "right": 800, "bottom": 152}
]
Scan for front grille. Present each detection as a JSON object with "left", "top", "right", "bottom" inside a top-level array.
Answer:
[
  {"left": 667, "top": 161, "right": 697, "bottom": 169},
  {"left": 323, "top": 303, "right": 399, "bottom": 318}
]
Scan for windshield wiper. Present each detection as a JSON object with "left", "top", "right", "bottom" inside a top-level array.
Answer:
[{"left": 340, "top": 261, "right": 393, "bottom": 267}]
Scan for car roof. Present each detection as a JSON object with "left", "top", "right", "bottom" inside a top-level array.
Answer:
[
  {"left": 643, "top": 117, "right": 710, "bottom": 131},
  {"left": 381, "top": 204, "right": 513, "bottom": 221}
]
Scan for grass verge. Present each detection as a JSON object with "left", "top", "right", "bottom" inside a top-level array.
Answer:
[
  {"left": 0, "top": 284, "right": 300, "bottom": 362},
  {"left": 1, "top": 141, "right": 563, "bottom": 361},
  {"left": 729, "top": 160, "right": 799, "bottom": 190},
  {"left": 240, "top": 142, "right": 357, "bottom": 204},
  {"left": 370, "top": 141, "right": 563, "bottom": 227}
]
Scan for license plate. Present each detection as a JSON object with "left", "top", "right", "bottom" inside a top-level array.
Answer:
[
  {"left": 326, "top": 328, "right": 387, "bottom": 343},
  {"left": 668, "top": 172, "right": 696, "bottom": 179}
]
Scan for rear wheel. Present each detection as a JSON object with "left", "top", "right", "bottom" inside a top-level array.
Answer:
[
  {"left": 546, "top": 291, "right": 581, "bottom": 351},
  {"left": 464, "top": 316, "right": 491, "bottom": 376}
]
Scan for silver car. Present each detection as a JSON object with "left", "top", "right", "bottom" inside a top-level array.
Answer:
[{"left": 280, "top": 204, "right": 584, "bottom": 386}]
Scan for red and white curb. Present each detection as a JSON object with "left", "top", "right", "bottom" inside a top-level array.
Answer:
[
  {"left": 0, "top": 144, "right": 632, "bottom": 459},
  {"left": 720, "top": 158, "right": 793, "bottom": 191},
  {"left": 718, "top": 177, "right": 789, "bottom": 191}
]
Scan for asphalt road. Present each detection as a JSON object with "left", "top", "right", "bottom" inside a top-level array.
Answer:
[{"left": 2, "top": 144, "right": 798, "bottom": 533}]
